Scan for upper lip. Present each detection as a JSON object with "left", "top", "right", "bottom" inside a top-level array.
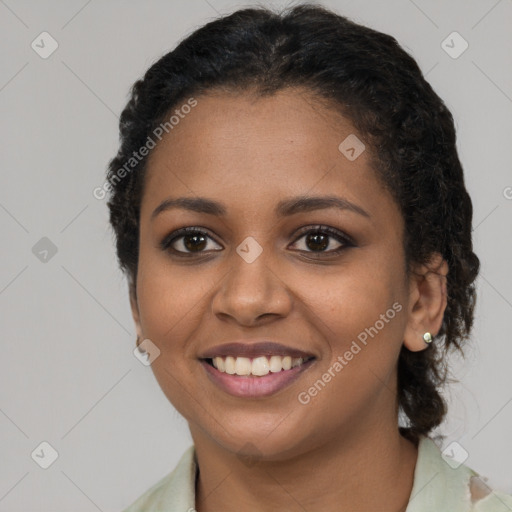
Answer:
[{"left": 199, "top": 341, "right": 316, "bottom": 360}]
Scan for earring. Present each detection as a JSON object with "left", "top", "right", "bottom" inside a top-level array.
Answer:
[{"left": 423, "top": 332, "right": 433, "bottom": 344}]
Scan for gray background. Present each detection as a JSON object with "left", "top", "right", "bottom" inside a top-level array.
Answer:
[{"left": 1, "top": 0, "right": 511, "bottom": 510}]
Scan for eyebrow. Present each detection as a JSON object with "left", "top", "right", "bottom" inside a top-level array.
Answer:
[{"left": 151, "top": 195, "right": 371, "bottom": 221}]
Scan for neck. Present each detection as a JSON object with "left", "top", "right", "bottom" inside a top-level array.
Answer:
[{"left": 192, "top": 422, "right": 419, "bottom": 512}]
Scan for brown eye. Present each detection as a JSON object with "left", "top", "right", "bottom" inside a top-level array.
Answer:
[
  {"left": 161, "top": 228, "right": 222, "bottom": 255},
  {"left": 290, "top": 226, "right": 353, "bottom": 255},
  {"left": 180, "top": 233, "right": 208, "bottom": 252},
  {"left": 303, "top": 232, "right": 332, "bottom": 252}
]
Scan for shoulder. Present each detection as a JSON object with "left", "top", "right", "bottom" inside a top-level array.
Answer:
[
  {"left": 406, "top": 436, "right": 512, "bottom": 512},
  {"left": 468, "top": 476, "right": 512, "bottom": 511},
  {"left": 122, "top": 445, "right": 197, "bottom": 512}
]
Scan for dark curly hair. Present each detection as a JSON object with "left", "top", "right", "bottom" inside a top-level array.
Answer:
[{"left": 105, "top": 3, "right": 480, "bottom": 442}]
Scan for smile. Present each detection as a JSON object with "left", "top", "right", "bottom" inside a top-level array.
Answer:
[
  {"left": 198, "top": 341, "right": 317, "bottom": 397},
  {"left": 200, "top": 355, "right": 316, "bottom": 398},
  {"left": 206, "top": 355, "right": 312, "bottom": 376}
]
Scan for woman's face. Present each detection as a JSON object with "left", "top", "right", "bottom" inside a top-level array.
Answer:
[{"left": 131, "top": 88, "right": 417, "bottom": 459}]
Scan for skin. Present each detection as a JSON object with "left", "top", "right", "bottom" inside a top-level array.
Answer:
[{"left": 130, "top": 87, "right": 449, "bottom": 512}]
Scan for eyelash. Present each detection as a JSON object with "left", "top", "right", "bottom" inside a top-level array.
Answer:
[{"left": 160, "top": 225, "right": 355, "bottom": 259}]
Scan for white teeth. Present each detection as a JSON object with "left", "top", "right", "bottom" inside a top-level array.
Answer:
[
  {"left": 225, "top": 356, "right": 236, "bottom": 374},
  {"left": 210, "top": 355, "right": 308, "bottom": 376},
  {"left": 213, "top": 357, "right": 225, "bottom": 371},
  {"left": 234, "top": 357, "right": 252, "bottom": 376},
  {"left": 269, "top": 355, "right": 283, "bottom": 373},
  {"left": 252, "top": 356, "right": 270, "bottom": 376}
]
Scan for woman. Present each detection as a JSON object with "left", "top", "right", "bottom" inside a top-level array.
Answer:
[{"left": 106, "top": 4, "right": 512, "bottom": 511}]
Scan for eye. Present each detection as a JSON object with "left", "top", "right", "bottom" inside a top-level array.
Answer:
[
  {"left": 160, "top": 227, "right": 222, "bottom": 256},
  {"left": 289, "top": 225, "right": 353, "bottom": 255},
  {"left": 160, "top": 225, "right": 354, "bottom": 258}
]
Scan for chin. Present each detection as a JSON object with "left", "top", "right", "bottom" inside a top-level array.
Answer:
[{"left": 209, "top": 417, "right": 316, "bottom": 462}]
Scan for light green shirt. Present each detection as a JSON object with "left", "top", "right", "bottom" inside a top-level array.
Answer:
[{"left": 123, "top": 436, "right": 512, "bottom": 511}]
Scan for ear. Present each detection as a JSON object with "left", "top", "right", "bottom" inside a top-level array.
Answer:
[
  {"left": 403, "top": 252, "right": 449, "bottom": 352},
  {"left": 129, "top": 280, "right": 144, "bottom": 345}
]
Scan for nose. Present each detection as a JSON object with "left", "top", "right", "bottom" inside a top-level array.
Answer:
[{"left": 211, "top": 249, "right": 292, "bottom": 327}]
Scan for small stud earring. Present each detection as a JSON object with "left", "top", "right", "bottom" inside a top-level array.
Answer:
[{"left": 423, "top": 332, "right": 433, "bottom": 344}]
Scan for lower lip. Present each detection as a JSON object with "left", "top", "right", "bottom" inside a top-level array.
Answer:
[{"left": 201, "top": 359, "right": 315, "bottom": 398}]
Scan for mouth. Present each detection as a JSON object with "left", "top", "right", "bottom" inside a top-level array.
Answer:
[
  {"left": 203, "top": 355, "right": 315, "bottom": 376},
  {"left": 198, "top": 342, "right": 317, "bottom": 398}
]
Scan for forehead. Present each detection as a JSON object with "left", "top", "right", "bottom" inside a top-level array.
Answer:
[
  {"left": 145, "top": 88, "right": 358, "bottom": 177},
  {"left": 140, "top": 88, "right": 395, "bottom": 224}
]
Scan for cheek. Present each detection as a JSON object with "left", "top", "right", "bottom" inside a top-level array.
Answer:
[
  {"left": 135, "top": 259, "right": 215, "bottom": 419},
  {"left": 293, "top": 277, "right": 405, "bottom": 430},
  {"left": 305, "top": 260, "right": 403, "bottom": 337},
  {"left": 299, "top": 256, "right": 407, "bottom": 385},
  {"left": 135, "top": 250, "right": 215, "bottom": 367}
]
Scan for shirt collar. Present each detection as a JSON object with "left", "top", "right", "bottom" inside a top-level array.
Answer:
[
  {"left": 127, "top": 435, "right": 478, "bottom": 511},
  {"left": 405, "top": 436, "right": 475, "bottom": 512}
]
